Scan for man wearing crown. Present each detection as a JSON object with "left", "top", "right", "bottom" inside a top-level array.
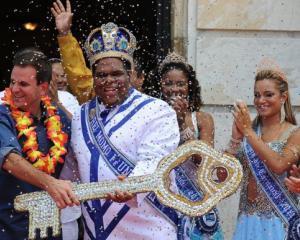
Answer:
[
  {"left": 51, "top": 0, "right": 147, "bottom": 104},
  {"left": 0, "top": 48, "right": 80, "bottom": 239},
  {"left": 51, "top": 0, "right": 181, "bottom": 239}
]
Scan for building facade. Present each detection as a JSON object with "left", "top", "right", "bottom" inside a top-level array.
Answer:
[{"left": 172, "top": 0, "right": 300, "bottom": 238}]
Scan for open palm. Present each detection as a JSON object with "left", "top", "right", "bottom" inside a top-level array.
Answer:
[{"left": 51, "top": 0, "right": 73, "bottom": 35}]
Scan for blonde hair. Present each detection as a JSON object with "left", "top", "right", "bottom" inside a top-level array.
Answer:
[{"left": 255, "top": 70, "right": 296, "bottom": 125}]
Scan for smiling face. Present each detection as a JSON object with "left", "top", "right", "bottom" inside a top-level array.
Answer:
[
  {"left": 93, "top": 57, "right": 131, "bottom": 107},
  {"left": 161, "top": 69, "right": 189, "bottom": 103},
  {"left": 10, "top": 65, "right": 48, "bottom": 113},
  {"left": 51, "top": 62, "right": 68, "bottom": 91},
  {"left": 254, "top": 79, "right": 287, "bottom": 119}
]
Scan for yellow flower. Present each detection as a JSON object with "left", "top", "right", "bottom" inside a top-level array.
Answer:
[
  {"left": 17, "top": 115, "right": 32, "bottom": 127},
  {"left": 23, "top": 135, "right": 37, "bottom": 152},
  {"left": 33, "top": 157, "right": 47, "bottom": 169},
  {"left": 46, "top": 116, "right": 61, "bottom": 131},
  {"left": 18, "top": 127, "right": 36, "bottom": 138},
  {"left": 27, "top": 150, "right": 42, "bottom": 162}
]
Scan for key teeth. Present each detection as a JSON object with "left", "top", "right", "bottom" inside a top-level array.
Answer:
[
  {"left": 52, "top": 224, "right": 61, "bottom": 237},
  {"left": 29, "top": 226, "right": 60, "bottom": 240},
  {"left": 27, "top": 205, "right": 60, "bottom": 239},
  {"left": 28, "top": 227, "right": 46, "bottom": 240},
  {"left": 39, "top": 227, "right": 48, "bottom": 239},
  {"left": 28, "top": 227, "right": 36, "bottom": 240}
]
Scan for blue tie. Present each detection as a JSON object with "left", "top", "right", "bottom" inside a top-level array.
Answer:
[{"left": 100, "top": 109, "right": 110, "bottom": 124}]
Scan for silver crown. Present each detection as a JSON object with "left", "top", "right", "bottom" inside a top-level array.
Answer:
[{"left": 158, "top": 52, "right": 189, "bottom": 73}]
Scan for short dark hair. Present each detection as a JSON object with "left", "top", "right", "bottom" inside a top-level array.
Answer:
[
  {"left": 48, "top": 58, "right": 62, "bottom": 65},
  {"left": 13, "top": 47, "right": 52, "bottom": 84}
]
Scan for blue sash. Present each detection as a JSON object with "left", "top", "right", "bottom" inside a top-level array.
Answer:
[
  {"left": 81, "top": 95, "right": 179, "bottom": 239},
  {"left": 243, "top": 127, "right": 300, "bottom": 240},
  {"left": 175, "top": 166, "right": 219, "bottom": 238}
]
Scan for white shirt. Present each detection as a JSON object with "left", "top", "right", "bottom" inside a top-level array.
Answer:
[
  {"left": 58, "top": 90, "right": 79, "bottom": 116},
  {"left": 71, "top": 89, "right": 180, "bottom": 240}
]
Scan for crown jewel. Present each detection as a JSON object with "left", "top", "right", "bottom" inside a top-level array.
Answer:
[{"left": 85, "top": 22, "right": 136, "bottom": 68}]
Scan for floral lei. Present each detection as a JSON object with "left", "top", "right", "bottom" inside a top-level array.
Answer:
[{"left": 2, "top": 88, "right": 68, "bottom": 174}]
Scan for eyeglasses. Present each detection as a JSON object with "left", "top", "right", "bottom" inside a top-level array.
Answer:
[{"left": 161, "top": 80, "right": 188, "bottom": 88}]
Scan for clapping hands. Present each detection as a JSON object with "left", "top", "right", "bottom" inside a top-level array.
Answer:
[
  {"left": 285, "top": 164, "right": 300, "bottom": 194},
  {"left": 169, "top": 96, "right": 189, "bottom": 126},
  {"left": 232, "top": 100, "right": 252, "bottom": 137}
]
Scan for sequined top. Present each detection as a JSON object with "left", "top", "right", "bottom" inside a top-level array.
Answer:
[{"left": 238, "top": 125, "right": 299, "bottom": 218}]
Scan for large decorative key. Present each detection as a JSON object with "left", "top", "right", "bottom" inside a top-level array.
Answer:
[{"left": 15, "top": 140, "right": 242, "bottom": 239}]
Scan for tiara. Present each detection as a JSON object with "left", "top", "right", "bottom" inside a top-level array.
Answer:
[
  {"left": 84, "top": 22, "right": 137, "bottom": 68},
  {"left": 256, "top": 57, "right": 287, "bottom": 81},
  {"left": 158, "top": 52, "right": 190, "bottom": 73}
]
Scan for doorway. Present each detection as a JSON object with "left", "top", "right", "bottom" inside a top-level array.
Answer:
[{"left": 0, "top": 0, "right": 171, "bottom": 89}]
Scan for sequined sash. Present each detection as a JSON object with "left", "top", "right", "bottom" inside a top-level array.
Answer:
[
  {"left": 243, "top": 127, "right": 300, "bottom": 240},
  {"left": 175, "top": 166, "right": 219, "bottom": 237}
]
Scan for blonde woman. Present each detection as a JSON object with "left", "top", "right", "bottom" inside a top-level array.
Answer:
[{"left": 229, "top": 61, "right": 300, "bottom": 240}]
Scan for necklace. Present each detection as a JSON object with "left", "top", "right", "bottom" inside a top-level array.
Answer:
[
  {"left": 261, "top": 122, "right": 285, "bottom": 142},
  {"left": 2, "top": 88, "right": 68, "bottom": 174}
]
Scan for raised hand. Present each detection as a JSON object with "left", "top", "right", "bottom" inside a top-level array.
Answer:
[
  {"left": 48, "top": 77, "right": 59, "bottom": 103},
  {"left": 232, "top": 100, "right": 252, "bottom": 136},
  {"left": 285, "top": 164, "right": 300, "bottom": 193},
  {"left": 170, "top": 96, "right": 189, "bottom": 126},
  {"left": 231, "top": 118, "right": 243, "bottom": 140},
  {"left": 289, "top": 164, "right": 300, "bottom": 178},
  {"left": 51, "top": 0, "right": 73, "bottom": 35}
]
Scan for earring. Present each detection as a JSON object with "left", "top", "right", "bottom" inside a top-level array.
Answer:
[{"left": 280, "top": 101, "right": 285, "bottom": 124}]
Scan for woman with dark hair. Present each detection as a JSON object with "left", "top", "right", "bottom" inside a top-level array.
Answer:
[
  {"left": 228, "top": 59, "right": 300, "bottom": 240},
  {"left": 144, "top": 52, "right": 213, "bottom": 147},
  {"left": 144, "top": 52, "right": 223, "bottom": 239}
]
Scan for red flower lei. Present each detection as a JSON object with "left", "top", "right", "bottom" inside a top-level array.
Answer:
[{"left": 2, "top": 88, "right": 68, "bottom": 174}]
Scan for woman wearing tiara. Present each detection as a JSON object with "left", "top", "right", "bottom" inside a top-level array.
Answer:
[
  {"left": 144, "top": 52, "right": 224, "bottom": 240},
  {"left": 228, "top": 59, "right": 300, "bottom": 240}
]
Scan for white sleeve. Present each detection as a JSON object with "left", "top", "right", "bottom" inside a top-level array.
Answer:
[
  {"left": 58, "top": 91, "right": 80, "bottom": 116},
  {"left": 131, "top": 101, "right": 180, "bottom": 177},
  {"left": 59, "top": 147, "right": 80, "bottom": 183},
  {"left": 127, "top": 101, "right": 180, "bottom": 207}
]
